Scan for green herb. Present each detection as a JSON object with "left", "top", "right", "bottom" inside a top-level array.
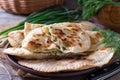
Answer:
[
  {"left": 93, "top": 28, "right": 120, "bottom": 57},
  {"left": 78, "top": 0, "right": 120, "bottom": 20},
  {"left": 0, "top": 6, "right": 79, "bottom": 47}
]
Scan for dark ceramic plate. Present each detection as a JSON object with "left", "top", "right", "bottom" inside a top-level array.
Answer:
[{"left": 6, "top": 54, "right": 99, "bottom": 78}]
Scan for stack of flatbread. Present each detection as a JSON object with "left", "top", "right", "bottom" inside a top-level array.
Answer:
[{"left": 4, "top": 21, "right": 114, "bottom": 72}]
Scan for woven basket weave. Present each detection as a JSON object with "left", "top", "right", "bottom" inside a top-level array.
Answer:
[{"left": 0, "top": 0, "right": 64, "bottom": 14}]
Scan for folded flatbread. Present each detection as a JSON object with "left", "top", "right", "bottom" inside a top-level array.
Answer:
[
  {"left": 7, "top": 22, "right": 96, "bottom": 49},
  {"left": 4, "top": 48, "right": 90, "bottom": 59},
  {"left": 8, "top": 30, "right": 24, "bottom": 47},
  {"left": 86, "top": 31, "right": 104, "bottom": 51},
  {"left": 77, "top": 21, "right": 96, "bottom": 31},
  {"left": 24, "top": 22, "right": 45, "bottom": 36},
  {"left": 5, "top": 22, "right": 104, "bottom": 58},
  {"left": 18, "top": 48, "right": 114, "bottom": 72},
  {"left": 22, "top": 22, "right": 91, "bottom": 54}
]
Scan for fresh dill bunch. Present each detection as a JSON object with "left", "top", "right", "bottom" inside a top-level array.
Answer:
[
  {"left": 93, "top": 28, "right": 120, "bottom": 58},
  {"left": 78, "top": 0, "right": 120, "bottom": 20}
]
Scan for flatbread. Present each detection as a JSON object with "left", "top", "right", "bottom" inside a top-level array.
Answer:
[
  {"left": 4, "top": 48, "right": 54, "bottom": 59},
  {"left": 24, "top": 22, "right": 45, "bottom": 36},
  {"left": 22, "top": 22, "right": 91, "bottom": 54},
  {"left": 5, "top": 22, "right": 115, "bottom": 73},
  {"left": 4, "top": 48, "right": 89, "bottom": 59},
  {"left": 86, "top": 31, "right": 104, "bottom": 51},
  {"left": 7, "top": 22, "right": 45, "bottom": 48},
  {"left": 18, "top": 48, "right": 114, "bottom": 72},
  {"left": 77, "top": 21, "right": 96, "bottom": 31},
  {"left": 48, "top": 22, "right": 91, "bottom": 53},
  {"left": 8, "top": 30, "right": 24, "bottom": 47}
]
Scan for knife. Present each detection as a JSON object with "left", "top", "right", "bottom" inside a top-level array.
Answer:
[{"left": 86, "top": 61, "right": 120, "bottom": 80}]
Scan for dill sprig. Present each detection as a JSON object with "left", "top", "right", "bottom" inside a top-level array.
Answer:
[
  {"left": 78, "top": 0, "right": 120, "bottom": 20},
  {"left": 93, "top": 28, "right": 120, "bottom": 58}
]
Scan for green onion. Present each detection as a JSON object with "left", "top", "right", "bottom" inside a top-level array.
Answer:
[{"left": 0, "top": 6, "right": 79, "bottom": 47}]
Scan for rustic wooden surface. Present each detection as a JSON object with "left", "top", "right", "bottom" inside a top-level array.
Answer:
[{"left": 0, "top": 2, "right": 120, "bottom": 80}]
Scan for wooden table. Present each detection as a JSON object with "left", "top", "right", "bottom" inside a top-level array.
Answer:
[{"left": 0, "top": 4, "right": 120, "bottom": 80}]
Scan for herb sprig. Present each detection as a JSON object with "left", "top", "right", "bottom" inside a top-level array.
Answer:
[
  {"left": 78, "top": 0, "right": 120, "bottom": 20},
  {"left": 93, "top": 28, "right": 120, "bottom": 57}
]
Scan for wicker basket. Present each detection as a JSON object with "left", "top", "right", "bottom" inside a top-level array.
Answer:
[
  {"left": 0, "top": 0, "right": 64, "bottom": 14},
  {"left": 95, "top": 4, "right": 120, "bottom": 33}
]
